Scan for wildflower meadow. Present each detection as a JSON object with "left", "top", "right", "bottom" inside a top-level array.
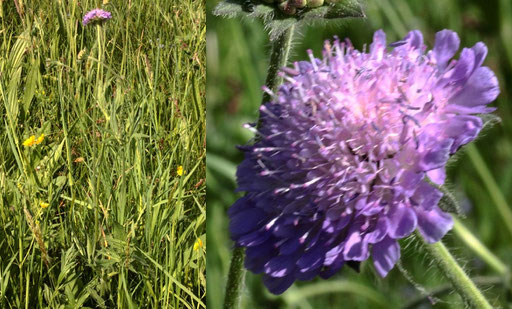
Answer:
[
  {"left": 0, "top": 0, "right": 205, "bottom": 308},
  {"left": 208, "top": 0, "right": 512, "bottom": 308}
]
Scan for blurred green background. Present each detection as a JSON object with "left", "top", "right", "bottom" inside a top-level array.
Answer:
[{"left": 207, "top": 0, "right": 512, "bottom": 308}]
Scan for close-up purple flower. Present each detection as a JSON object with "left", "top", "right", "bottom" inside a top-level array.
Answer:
[
  {"left": 82, "top": 8, "right": 112, "bottom": 26},
  {"left": 228, "top": 29, "right": 500, "bottom": 294}
]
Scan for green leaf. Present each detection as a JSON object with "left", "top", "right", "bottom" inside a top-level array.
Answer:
[
  {"left": 38, "top": 138, "right": 66, "bottom": 187},
  {"left": 302, "top": 0, "right": 366, "bottom": 20},
  {"left": 266, "top": 17, "right": 298, "bottom": 41},
  {"left": 213, "top": 0, "right": 365, "bottom": 41},
  {"left": 213, "top": 1, "right": 273, "bottom": 19},
  {"left": 22, "top": 57, "right": 40, "bottom": 116},
  {"left": 212, "top": 1, "right": 243, "bottom": 18},
  {"left": 281, "top": 280, "right": 388, "bottom": 308}
]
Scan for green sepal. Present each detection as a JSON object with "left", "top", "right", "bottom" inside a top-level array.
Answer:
[
  {"left": 437, "top": 184, "right": 463, "bottom": 215},
  {"left": 479, "top": 113, "right": 501, "bottom": 131},
  {"left": 423, "top": 177, "right": 462, "bottom": 215}
]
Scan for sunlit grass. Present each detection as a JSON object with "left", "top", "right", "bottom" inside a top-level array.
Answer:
[{"left": 0, "top": 0, "right": 205, "bottom": 308}]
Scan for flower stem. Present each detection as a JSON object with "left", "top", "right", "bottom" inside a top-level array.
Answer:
[
  {"left": 224, "top": 26, "right": 296, "bottom": 309},
  {"left": 96, "top": 24, "right": 103, "bottom": 94},
  {"left": 223, "top": 247, "right": 246, "bottom": 309},
  {"left": 417, "top": 233, "right": 493, "bottom": 308},
  {"left": 261, "top": 25, "right": 295, "bottom": 105}
]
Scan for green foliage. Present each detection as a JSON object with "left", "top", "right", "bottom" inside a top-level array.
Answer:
[
  {"left": 207, "top": 0, "right": 512, "bottom": 308},
  {"left": 213, "top": 0, "right": 364, "bottom": 40},
  {"left": 0, "top": 0, "right": 205, "bottom": 307}
]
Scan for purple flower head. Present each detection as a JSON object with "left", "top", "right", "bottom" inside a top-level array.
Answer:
[
  {"left": 229, "top": 29, "right": 499, "bottom": 294},
  {"left": 82, "top": 8, "right": 112, "bottom": 26}
]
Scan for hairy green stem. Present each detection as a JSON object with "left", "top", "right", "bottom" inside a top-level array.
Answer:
[
  {"left": 417, "top": 234, "right": 492, "bottom": 308},
  {"left": 223, "top": 247, "right": 246, "bottom": 309},
  {"left": 261, "top": 25, "right": 295, "bottom": 105},
  {"left": 453, "top": 218, "right": 509, "bottom": 276},
  {"left": 96, "top": 24, "right": 103, "bottom": 98},
  {"left": 224, "top": 26, "right": 296, "bottom": 309}
]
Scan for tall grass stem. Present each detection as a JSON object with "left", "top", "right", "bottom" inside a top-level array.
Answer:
[
  {"left": 466, "top": 144, "right": 512, "bottom": 239},
  {"left": 453, "top": 218, "right": 509, "bottom": 276}
]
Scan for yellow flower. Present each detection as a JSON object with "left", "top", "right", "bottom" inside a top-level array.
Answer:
[
  {"left": 74, "top": 157, "right": 85, "bottom": 163},
  {"left": 77, "top": 49, "right": 86, "bottom": 60},
  {"left": 194, "top": 238, "right": 203, "bottom": 251},
  {"left": 23, "top": 134, "right": 44, "bottom": 147},
  {"left": 23, "top": 135, "right": 36, "bottom": 147},
  {"left": 40, "top": 201, "right": 49, "bottom": 208},
  {"left": 177, "top": 165, "right": 184, "bottom": 176},
  {"left": 35, "top": 134, "right": 44, "bottom": 145}
]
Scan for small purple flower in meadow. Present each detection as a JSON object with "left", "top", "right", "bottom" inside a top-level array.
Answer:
[
  {"left": 82, "top": 8, "right": 112, "bottom": 26},
  {"left": 229, "top": 29, "right": 499, "bottom": 294}
]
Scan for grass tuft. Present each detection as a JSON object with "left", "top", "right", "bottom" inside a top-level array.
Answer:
[{"left": 1, "top": 0, "right": 205, "bottom": 307}]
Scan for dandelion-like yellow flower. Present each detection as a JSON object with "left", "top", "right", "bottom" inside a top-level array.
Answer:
[
  {"left": 177, "top": 165, "right": 184, "bottom": 176},
  {"left": 23, "top": 135, "right": 36, "bottom": 147},
  {"left": 40, "top": 201, "right": 49, "bottom": 208},
  {"left": 194, "top": 238, "right": 203, "bottom": 251},
  {"left": 35, "top": 134, "right": 44, "bottom": 145}
]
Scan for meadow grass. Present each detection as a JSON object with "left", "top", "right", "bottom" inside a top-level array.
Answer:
[
  {"left": 207, "top": 0, "right": 512, "bottom": 308},
  {"left": 0, "top": 0, "right": 205, "bottom": 308}
]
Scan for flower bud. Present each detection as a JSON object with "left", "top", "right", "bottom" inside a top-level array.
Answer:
[
  {"left": 290, "top": 0, "right": 307, "bottom": 8},
  {"left": 307, "top": 0, "right": 324, "bottom": 7},
  {"left": 278, "top": 1, "right": 297, "bottom": 15}
]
